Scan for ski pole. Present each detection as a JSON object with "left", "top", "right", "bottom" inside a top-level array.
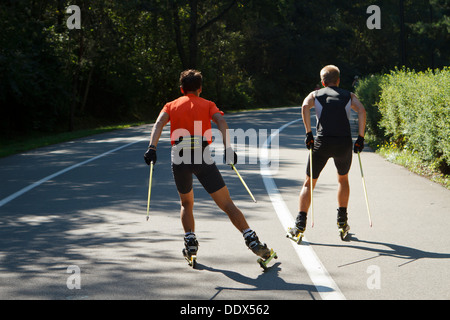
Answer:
[
  {"left": 309, "top": 148, "right": 314, "bottom": 228},
  {"left": 230, "top": 163, "right": 257, "bottom": 203},
  {"left": 146, "top": 161, "right": 154, "bottom": 221},
  {"left": 357, "top": 152, "right": 372, "bottom": 227}
]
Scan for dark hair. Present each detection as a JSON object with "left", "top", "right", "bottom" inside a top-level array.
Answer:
[{"left": 179, "top": 69, "right": 202, "bottom": 92}]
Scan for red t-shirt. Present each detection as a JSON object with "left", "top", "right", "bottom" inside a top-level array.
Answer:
[{"left": 161, "top": 94, "right": 224, "bottom": 145}]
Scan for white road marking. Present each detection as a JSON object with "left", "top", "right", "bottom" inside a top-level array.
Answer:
[
  {"left": 260, "top": 118, "right": 346, "bottom": 300},
  {"left": 0, "top": 138, "right": 146, "bottom": 208}
]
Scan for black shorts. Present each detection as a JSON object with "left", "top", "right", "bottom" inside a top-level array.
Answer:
[
  {"left": 306, "top": 136, "right": 352, "bottom": 179},
  {"left": 171, "top": 146, "right": 226, "bottom": 194}
]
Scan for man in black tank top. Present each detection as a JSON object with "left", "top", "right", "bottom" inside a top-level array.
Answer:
[{"left": 290, "top": 65, "right": 366, "bottom": 237}]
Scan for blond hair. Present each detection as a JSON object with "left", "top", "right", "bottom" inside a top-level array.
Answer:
[{"left": 320, "top": 65, "right": 340, "bottom": 86}]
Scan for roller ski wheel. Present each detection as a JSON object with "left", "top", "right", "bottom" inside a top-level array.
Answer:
[
  {"left": 183, "top": 233, "right": 198, "bottom": 268},
  {"left": 287, "top": 212, "right": 307, "bottom": 244},
  {"left": 244, "top": 230, "right": 276, "bottom": 270},
  {"left": 337, "top": 209, "right": 350, "bottom": 241},
  {"left": 338, "top": 224, "right": 350, "bottom": 241},
  {"left": 286, "top": 227, "right": 304, "bottom": 245},
  {"left": 182, "top": 248, "right": 197, "bottom": 268},
  {"left": 257, "top": 249, "right": 278, "bottom": 271}
]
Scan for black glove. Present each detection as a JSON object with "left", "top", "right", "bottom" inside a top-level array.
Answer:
[
  {"left": 224, "top": 147, "right": 238, "bottom": 166},
  {"left": 354, "top": 135, "right": 365, "bottom": 153},
  {"left": 144, "top": 146, "right": 157, "bottom": 165},
  {"left": 305, "top": 131, "right": 314, "bottom": 150}
]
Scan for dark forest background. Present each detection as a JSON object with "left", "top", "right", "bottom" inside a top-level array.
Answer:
[{"left": 1, "top": 0, "right": 448, "bottom": 138}]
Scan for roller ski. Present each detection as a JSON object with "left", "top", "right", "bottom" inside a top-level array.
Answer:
[
  {"left": 244, "top": 230, "right": 277, "bottom": 271},
  {"left": 338, "top": 224, "right": 350, "bottom": 241},
  {"left": 257, "top": 248, "right": 278, "bottom": 271},
  {"left": 286, "top": 227, "right": 304, "bottom": 244},
  {"left": 182, "top": 233, "right": 198, "bottom": 268},
  {"left": 286, "top": 212, "right": 307, "bottom": 245},
  {"left": 337, "top": 208, "right": 350, "bottom": 241}
]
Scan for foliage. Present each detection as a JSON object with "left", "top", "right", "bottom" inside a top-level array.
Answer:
[
  {"left": 377, "top": 67, "right": 449, "bottom": 172},
  {"left": 354, "top": 74, "right": 384, "bottom": 139},
  {"left": 0, "top": 0, "right": 448, "bottom": 140},
  {"left": 358, "top": 67, "right": 449, "bottom": 176}
]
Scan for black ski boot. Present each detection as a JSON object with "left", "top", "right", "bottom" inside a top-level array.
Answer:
[
  {"left": 287, "top": 211, "right": 307, "bottom": 244},
  {"left": 244, "top": 230, "right": 277, "bottom": 270},
  {"left": 182, "top": 233, "right": 198, "bottom": 268},
  {"left": 244, "top": 230, "right": 271, "bottom": 259},
  {"left": 337, "top": 208, "right": 350, "bottom": 240}
]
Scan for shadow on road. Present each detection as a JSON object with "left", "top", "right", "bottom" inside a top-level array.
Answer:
[
  {"left": 310, "top": 235, "right": 450, "bottom": 267},
  {"left": 196, "top": 262, "right": 332, "bottom": 300}
]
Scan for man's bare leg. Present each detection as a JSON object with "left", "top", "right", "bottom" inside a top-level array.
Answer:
[
  {"left": 209, "top": 185, "right": 250, "bottom": 232},
  {"left": 179, "top": 190, "right": 195, "bottom": 233},
  {"left": 299, "top": 175, "right": 318, "bottom": 213},
  {"left": 337, "top": 173, "right": 350, "bottom": 208}
]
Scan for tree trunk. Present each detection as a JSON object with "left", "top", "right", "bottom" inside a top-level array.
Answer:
[
  {"left": 171, "top": 0, "right": 237, "bottom": 70},
  {"left": 171, "top": 0, "right": 188, "bottom": 69},
  {"left": 188, "top": 0, "right": 198, "bottom": 68}
]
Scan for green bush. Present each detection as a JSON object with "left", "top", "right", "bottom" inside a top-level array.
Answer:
[
  {"left": 377, "top": 67, "right": 450, "bottom": 173},
  {"left": 354, "top": 74, "right": 384, "bottom": 139}
]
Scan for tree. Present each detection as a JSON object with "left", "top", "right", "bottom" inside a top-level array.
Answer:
[
  {"left": 170, "top": 0, "right": 238, "bottom": 69},
  {"left": 1, "top": 0, "right": 448, "bottom": 139}
]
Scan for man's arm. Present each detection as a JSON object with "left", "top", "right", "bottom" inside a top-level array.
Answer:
[
  {"left": 149, "top": 112, "right": 170, "bottom": 148},
  {"left": 144, "top": 111, "right": 169, "bottom": 165},
  {"left": 350, "top": 93, "right": 366, "bottom": 138},
  {"left": 301, "top": 91, "right": 315, "bottom": 133},
  {"left": 212, "top": 112, "right": 231, "bottom": 148},
  {"left": 212, "top": 112, "right": 238, "bottom": 165}
]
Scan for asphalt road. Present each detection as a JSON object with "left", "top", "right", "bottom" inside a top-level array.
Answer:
[{"left": 1, "top": 106, "right": 449, "bottom": 301}]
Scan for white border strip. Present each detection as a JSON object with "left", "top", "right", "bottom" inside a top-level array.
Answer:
[
  {"left": 0, "top": 138, "right": 146, "bottom": 208},
  {"left": 260, "top": 119, "right": 346, "bottom": 300}
]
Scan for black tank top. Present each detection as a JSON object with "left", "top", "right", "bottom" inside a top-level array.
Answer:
[{"left": 314, "top": 86, "right": 352, "bottom": 137}]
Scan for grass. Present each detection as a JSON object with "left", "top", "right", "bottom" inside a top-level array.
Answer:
[
  {"left": 0, "top": 122, "right": 146, "bottom": 159},
  {"left": 368, "top": 137, "right": 450, "bottom": 190}
]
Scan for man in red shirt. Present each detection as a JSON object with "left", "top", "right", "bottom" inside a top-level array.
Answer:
[{"left": 144, "top": 70, "right": 273, "bottom": 264}]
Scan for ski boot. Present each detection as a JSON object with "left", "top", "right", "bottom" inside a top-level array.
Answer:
[
  {"left": 286, "top": 212, "right": 307, "bottom": 244},
  {"left": 244, "top": 230, "right": 277, "bottom": 271},
  {"left": 182, "top": 233, "right": 198, "bottom": 268},
  {"left": 337, "top": 208, "right": 350, "bottom": 241}
]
